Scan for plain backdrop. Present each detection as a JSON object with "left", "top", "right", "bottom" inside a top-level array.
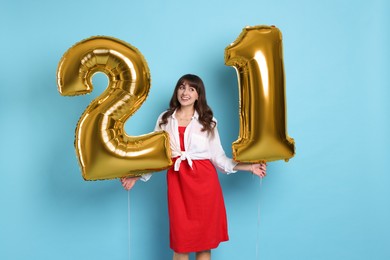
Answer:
[{"left": 0, "top": 0, "right": 389, "bottom": 259}]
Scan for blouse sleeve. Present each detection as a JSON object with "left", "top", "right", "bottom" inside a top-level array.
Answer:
[
  {"left": 154, "top": 113, "right": 164, "bottom": 131},
  {"left": 209, "top": 123, "right": 238, "bottom": 174}
]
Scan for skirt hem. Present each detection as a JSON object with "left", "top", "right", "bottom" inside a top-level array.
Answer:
[{"left": 170, "top": 237, "right": 229, "bottom": 254}]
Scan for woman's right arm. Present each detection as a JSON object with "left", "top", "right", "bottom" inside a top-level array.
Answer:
[
  {"left": 120, "top": 172, "right": 153, "bottom": 190},
  {"left": 120, "top": 112, "right": 165, "bottom": 190},
  {"left": 120, "top": 177, "right": 140, "bottom": 190}
]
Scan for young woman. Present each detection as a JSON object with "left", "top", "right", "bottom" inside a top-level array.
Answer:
[{"left": 121, "top": 74, "right": 266, "bottom": 260}]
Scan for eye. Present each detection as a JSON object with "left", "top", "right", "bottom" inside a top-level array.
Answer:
[
  {"left": 179, "top": 84, "right": 185, "bottom": 90},
  {"left": 190, "top": 87, "right": 196, "bottom": 92}
]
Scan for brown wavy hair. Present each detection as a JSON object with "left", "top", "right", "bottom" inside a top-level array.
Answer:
[{"left": 159, "top": 74, "right": 216, "bottom": 134}]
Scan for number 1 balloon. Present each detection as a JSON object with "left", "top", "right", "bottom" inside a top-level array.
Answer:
[
  {"left": 57, "top": 36, "right": 172, "bottom": 180},
  {"left": 225, "top": 25, "right": 295, "bottom": 162}
]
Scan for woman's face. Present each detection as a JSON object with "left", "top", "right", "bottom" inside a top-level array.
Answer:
[{"left": 177, "top": 81, "right": 199, "bottom": 108}]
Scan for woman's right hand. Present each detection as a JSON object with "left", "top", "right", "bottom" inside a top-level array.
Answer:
[{"left": 120, "top": 177, "right": 140, "bottom": 190}]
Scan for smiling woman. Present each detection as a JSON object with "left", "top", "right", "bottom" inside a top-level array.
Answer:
[
  {"left": 121, "top": 74, "right": 266, "bottom": 260},
  {"left": 1, "top": 1, "right": 388, "bottom": 260}
]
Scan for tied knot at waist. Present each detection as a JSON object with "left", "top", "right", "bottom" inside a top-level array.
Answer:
[{"left": 174, "top": 151, "right": 193, "bottom": 171}]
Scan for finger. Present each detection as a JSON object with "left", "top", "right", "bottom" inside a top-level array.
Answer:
[{"left": 254, "top": 171, "right": 263, "bottom": 177}]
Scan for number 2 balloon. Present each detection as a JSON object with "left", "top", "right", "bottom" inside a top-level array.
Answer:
[{"left": 57, "top": 36, "right": 172, "bottom": 180}]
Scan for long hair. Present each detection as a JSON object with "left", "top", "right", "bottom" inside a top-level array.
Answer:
[{"left": 159, "top": 74, "right": 216, "bottom": 134}]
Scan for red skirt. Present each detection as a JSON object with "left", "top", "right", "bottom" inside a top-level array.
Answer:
[{"left": 167, "top": 158, "right": 229, "bottom": 253}]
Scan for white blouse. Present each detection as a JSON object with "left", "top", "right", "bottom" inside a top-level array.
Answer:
[{"left": 141, "top": 110, "right": 237, "bottom": 181}]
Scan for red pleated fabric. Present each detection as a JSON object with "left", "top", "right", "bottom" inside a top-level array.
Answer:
[{"left": 167, "top": 126, "right": 229, "bottom": 253}]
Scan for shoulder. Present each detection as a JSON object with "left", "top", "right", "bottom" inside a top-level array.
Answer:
[
  {"left": 211, "top": 116, "right": 218, "bottom": 127},
  {"left": 155, "top": 110, "right": 170, "bottom": 131},
  {"left": 156, "top": 109, "right": 173, "bottom": 125}
]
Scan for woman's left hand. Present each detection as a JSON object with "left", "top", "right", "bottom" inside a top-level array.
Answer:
[{"left": 251, "top": 163, "right": 267, "bottom": 178}]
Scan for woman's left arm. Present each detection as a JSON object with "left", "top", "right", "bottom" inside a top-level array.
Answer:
[
  {"left": 209, "top": 123, "right": 267, "bottom": 177},
  {"left": 208, "top": 124, "right": 238, "bottom": 173}
]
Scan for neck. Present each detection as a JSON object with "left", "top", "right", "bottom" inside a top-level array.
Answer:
[{"left": 178, "top": 106, "right": 195, "bottom": 116}]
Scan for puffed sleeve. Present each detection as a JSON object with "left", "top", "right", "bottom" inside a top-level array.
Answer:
[
  {"left": 209, "top": 122, "right": 238, "bottom": 174},
  {"left": 139, "top": 113, "right": 165, "bottom": 182}
]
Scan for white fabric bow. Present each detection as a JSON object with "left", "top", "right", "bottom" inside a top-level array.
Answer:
[{"left": 174, "top": 151, "right": 193, "bottom": 171}]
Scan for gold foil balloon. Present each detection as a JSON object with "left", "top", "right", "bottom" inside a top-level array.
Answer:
[
  {"left": 57, "top": 36, "right": 172, "bottom": 180},
  {"left": 225, "top": 26, "right": 295, "bottom": 162}
]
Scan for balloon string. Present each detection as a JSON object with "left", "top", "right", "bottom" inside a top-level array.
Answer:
[
  {"left": 128, "top": 190, "right": 131, "bottom": 260},
  {"left": 256, "top": 176, "right": 263, "bottom": 259}
]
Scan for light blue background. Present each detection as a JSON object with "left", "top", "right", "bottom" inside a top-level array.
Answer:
[{"left": 1, "top": 0, "right": 389, "bottom": 259}]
